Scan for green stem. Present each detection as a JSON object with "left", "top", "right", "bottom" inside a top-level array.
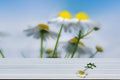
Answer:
[
  {"left": 64, "top": 53, "right": 70, "bottom": 58},
  {"left": 0, "top": 50, "right": 5, "bottom": 58},
  {"left": 64, "top": 53, "right": 68, "bottom": 58},
  {"left": 67, "top": 53, "right": 71, "bottom": 58},
  {"left": 81, "top": 29, "right": 94, "bottom": 38},
  {"left": 40, "top": 32, "right": 44, "bottom": 58},
  {"left": 71, "top": 30, "right": 82, "bottom": 58},
  {"left": 89, "top": 51, "right": 98, "bottom": 58},
  {"left": 78, "top": 53, "right": 81, "bottom": 58},
  {"left": 52, "top": 24, "right": 63, "bottom": 58},
  {"left": 83, "top": 68, "right": 88, "bottom": 71}
]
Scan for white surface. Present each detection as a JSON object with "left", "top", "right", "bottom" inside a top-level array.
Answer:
[{"left": 0, "top": 58, "right": 120, "bottom": 79}]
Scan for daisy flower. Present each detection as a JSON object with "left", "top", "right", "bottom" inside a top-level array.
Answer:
[
  {"left": 77, "top": 70, "right": 88, "bottom": 78},
  {"left": 24, "top": 24, "right": 57, "bottom": 58},
  {"left": 45, "top": 48, "right": 61, "bottom": 58},
  {"left": 24, "top": 24, "right": 57, "bottom": 40},
  {"left": 89, "top": 45, "right": 103, "bottom": 58},
  {"left": 71, "top": 12, "right": 100, "bottom": 39},
  {"left": 48, "top": 10, "right": 73, "bottom": 58},
  {"left": 48, "top": 10, "right": 72, "bottom": 32},
  {"left": 96, "top": 46, "right": 103, "bottom": 52},
  {"left": 71, "top": 12, "right": 100, "bottom": 32},
  {"left": 77, "top": 63, "right": 96, "bottom": 78},
  {"left": 70, "top": 12, "right": 100, "bottom": 58},
  {"left": 62, "top": 37, "right": 92, "bottom": 58}
]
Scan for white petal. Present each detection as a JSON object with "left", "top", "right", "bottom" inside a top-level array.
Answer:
[
  {"left": 48, "top": 18, "right": 57, "bottom": 23},
  {"left": 62, "top": 19, "right": 72, "bottom": 26},
  {"left": 80, "top": 20, "right": 100, "bottom": 29},
  {"left": 49, "top": 31, "right": 58, "bottom": 38},
  {"left": 0, "top": 32, "right": 9, "bottom": 37},
  {"left": 77, "top": 45, "right": 92, "bottom": 54},
  {"left": 24, "top": 28, "right": 35, "bottom": 37},
  {"left": 48, "top": 17, "right": 64, "bottom": 24},
  {"left": 33, "top": 31, "right": 40, "bottom": 39},
  {"left": 24, "top": 27, "right": 41, "bottom": 39},
  {"left": 70, "top": 18, "right": 79, "bottom": 24}
]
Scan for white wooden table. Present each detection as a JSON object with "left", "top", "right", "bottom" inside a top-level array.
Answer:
[{"left": 0, "top": 58, "right": 119, "bottom": 79}]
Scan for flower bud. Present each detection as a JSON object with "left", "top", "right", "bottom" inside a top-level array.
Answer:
[
  {"left": 94, "top": 27, "right": 100, "bottom": 31},
  {"left": 46, "top": 49, "right": 52, "bottom": 54},
  {"left": 96, "top": 46, "right": 103, "bottom": 52}
]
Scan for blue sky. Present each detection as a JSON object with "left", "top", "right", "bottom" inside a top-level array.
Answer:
[{"left": 0, "top": 0, "right": 120, "bottom": 58}]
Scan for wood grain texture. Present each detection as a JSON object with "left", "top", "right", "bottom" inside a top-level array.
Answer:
[{"left": 0, "top": 58, "right": 119, "bottom": 79}]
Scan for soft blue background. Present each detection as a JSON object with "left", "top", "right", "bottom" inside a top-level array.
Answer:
[{"left": 0, "top": 0, "right": 120, "bottom": 58}]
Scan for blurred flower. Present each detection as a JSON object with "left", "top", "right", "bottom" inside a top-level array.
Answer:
[
  {"left": 70, "top": 37, "right": 85, "bottom": 46},
  {"left": 0, "top": 32, "right": 10, "bottom": 38},
  {"left": 90, "top": 46, "right": 103, "bottom": 58},
  {"left": 77, "top": 70, "right": 88, "bottom": 78},
  {"left": 45, "top": 48, "right": 53, "bottom": 54},
  {"left": 62, "top": 37, "right": 92, "bottom": 58},
  {"left": 71, "top": 12, "right": 100, "bottom": 31},
  {"left": 48, "top": 10, "right": 72, "bottom": 32},
  {"left": 48, "top": 10, "right": 74, "bottom": 58},
  {"left": 24, "top": 24, "right": 57, "bottom": 58},
  {"left": 24, "top": 24, "right": 57, "bottom": 40},
  {"left": 96, "top": 46, "right": 103, "bottom": 52},
  {"left": 45, "top": 48, "right": 61, "bottom": 58},
  {"left": 70, "top": 13, "right": 100, "bottom": 58},
  {"left": 77, "top": 63, "right": 96, "bottom": 78},
  {"left": 93, "top": 27, "right": 100, "bottom": 31}
]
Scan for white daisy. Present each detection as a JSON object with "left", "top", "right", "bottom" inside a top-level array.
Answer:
[
  {"left": 62, "top": 37, "right": 92, "bottom": 58},
  {"left": 77, "top": 70, "right": 88, "bottom": 78},
  {"left": 45, "top": 48, "right": 61, "bottom": 58},
  {"left": 48, "top": 10, "right": 74, "bottom": 58},
  {"left": 48, "top": 10, "right": 73, "bottom": 32},
  {"left": 24, "top": 24, "right": 57, "bottom": 40},
  {"left": 62, "top": 13, "right": 100, "bottom": 58},
  {"left": 71, "top": 12, "right": 100, "bottom": 33},
  {"left": 24, "top": 24, "right": 58, "bottom": 58}
]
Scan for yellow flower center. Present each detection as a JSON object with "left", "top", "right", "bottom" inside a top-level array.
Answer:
[
  {"left": 58, "top": 10, "right": 72, "bottom": 19},
  {"left": 75, "top": 12, "right": 89, "bottom": 20},
  {"left": 79, "top": 41, "right": 85, "bottom": 47},
  {"left": 37, "top": 24, "right": 49, "bottom": 31},
  {"left": 78, "top": 71, "right": 85, "bottom": 75},
  {"left": 46, "top": 49, "right": 53, "bottom": 54},
  {"left": 70, "top": 38, "right": 85, "bottom": 46},
  {"left": 96, "top": 46, "right": 103, "bottom": 52}
]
